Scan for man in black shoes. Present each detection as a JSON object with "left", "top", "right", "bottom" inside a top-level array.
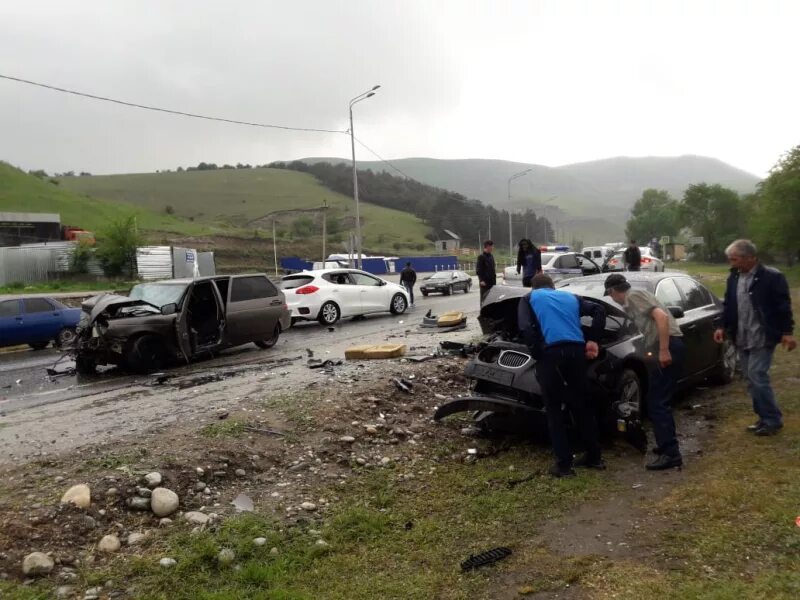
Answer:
[
  {"left": 399, "top": 262, "right": 417, "bottom": 306},
  {"left": 476, "top": 240, "right": 497, "bottom": 303},
  {"left": 605, "top": 274, "right": 684, "bottom": 470},
  {"left": 519, "top": 274, "right": 607, "bottom": 478}
]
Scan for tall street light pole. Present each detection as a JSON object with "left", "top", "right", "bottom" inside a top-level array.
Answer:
[
  {"left": 349, "top": 85, "right": 380, "bottom": 269},
  {"left": 507, "top": 168, "right": 533, "bottom": 259}
]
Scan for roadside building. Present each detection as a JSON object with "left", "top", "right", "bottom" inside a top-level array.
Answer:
[
  {"left": 0, "top": 212, "right": 61, "bottom": 246},
  {"left": 434, "top": 230, "right": 461, "bottom": 254}
]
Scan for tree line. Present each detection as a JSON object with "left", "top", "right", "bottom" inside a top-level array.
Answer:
[
  {"left": 268, "top": 160, "right": 553, "bottom": 251},
  {"left": 626, "top": 144, "right": 800, "bottom": 263}
]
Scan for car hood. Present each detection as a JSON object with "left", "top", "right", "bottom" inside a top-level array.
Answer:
[{"left": 82, "top": 293, "right": 160, "bottom": 324}]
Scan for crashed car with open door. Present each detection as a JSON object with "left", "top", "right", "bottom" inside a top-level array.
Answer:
[
  {"left": 74, "top": 274, "right": 291, "bottom": 374},
  {"left": 433, "top": 274, "right": 733, "bottom": 451}
]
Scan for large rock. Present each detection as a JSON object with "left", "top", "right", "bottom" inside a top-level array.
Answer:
[
  {"left": 183, "top": 511, "right": 210, "bottom": 525},
  {"left": 22, "top": 552, "right": 54, "bottom": 576},
  {"left": 126, "top": 496, "right": 151, "bottom": 511},
  {"left": 98, "top": 535, "right": 121, "bottom": 553},
  {"left": 61, "top": 484, "right": 91, "bottom": 509},
  {"left": 150, "top": 488, "right": 179, "bottom": 517},
  {"left": 127, "top": 532, "right": 147, "bottom": 546}
]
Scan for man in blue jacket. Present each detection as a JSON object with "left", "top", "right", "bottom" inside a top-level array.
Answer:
[
  {"left": 518, "top": 273, "right": 607, "bottom": 477},
  {"left": 713, "top": 239, "right": 796, "bottom": 436}
]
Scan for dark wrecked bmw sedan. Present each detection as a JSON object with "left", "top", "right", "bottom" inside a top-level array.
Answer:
[
  {"left": 74, "top": 274, "right": 291, "bottom": 374},
  {"left": 434, "top": 272, "right": 736, "bottom": 450}
]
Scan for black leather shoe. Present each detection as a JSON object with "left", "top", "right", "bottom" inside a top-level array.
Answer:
[
  {"left": 549, "top": 463, "right": 576, "bottom": 478},
  {"left": 650, "top": 446, "right": 663, "bottom": 455},
  {"left": 574, "top": 454, "right": 607, "bottom": 470},
  {"left": 646, "top": 454, "right": 683, "bottom": 470},
  {"left": 754, "top": 425, "right": 781, "bottom": 436},
  {"left": 746, "top": 421, "right": 763, "bottom": 432}
]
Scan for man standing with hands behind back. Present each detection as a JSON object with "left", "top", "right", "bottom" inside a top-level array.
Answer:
[
  {"left": 714, "top": 240, "right": 795, "bottom": 436},
  {"left": 476, "top": 240, "right": 496, "bottom": 302}
]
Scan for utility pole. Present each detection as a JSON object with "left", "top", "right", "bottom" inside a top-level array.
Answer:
[
  {"left": 508, "top": 168, "right": 533, "bottom": 257},
  {"left": 272, "top": 219, "right": 278, "bottom": 277},
  {"left": 488, "top": 215, "right": 491, "bottom": 241},
  {"left": 321, "top": 199, "right": 328, "bottom": 265}
]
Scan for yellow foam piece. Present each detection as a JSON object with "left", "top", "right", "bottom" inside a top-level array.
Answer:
[
  {"left": 345, "top": 343, "right": 407, "bottom": 360},
  {"left": 437, "top": 311, "right": 465, "bottom": 327}
]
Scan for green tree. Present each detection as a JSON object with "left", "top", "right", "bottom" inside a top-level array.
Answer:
[
  {"left": 96, "top": 216, "right": 143, "bottom": 277},
  {"left": 751, "top": 145, "right": 800, "bottom": 263},
  {"left": 625, "top": 189, "right": 679, "bottom": 243},
  {"left": 678, "top": 184, "right": 745, "bottom": 262}
]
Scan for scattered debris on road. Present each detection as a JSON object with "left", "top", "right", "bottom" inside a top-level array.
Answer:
[
  {"left": 345, "top": 343, "right": 406, "bottom": 360},
  {"left": 392, "top": 377, "right": 414, "bottom": 394},
  {"left": 460, "top": 547, "right": 512, "bottom": 571}
]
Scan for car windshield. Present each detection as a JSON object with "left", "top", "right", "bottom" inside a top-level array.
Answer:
[
  {"left": 129, "top": 283, "right": 189, "bottom": 308},
  {"left": 281, "top": 275, "right": 315, "bottom": 289},
  {"left": 430, "top": 272, "right": 454, "bottom": 280},
  {"left": 541, "top": 253, "right": 555, "bottom": 264}
]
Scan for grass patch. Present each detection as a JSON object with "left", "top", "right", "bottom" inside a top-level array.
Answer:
[
  {"left": 200, "top": 420, "right": 248, "bottom": 438},
  {"left": 82, "top": 448, "right": 150, "bottom": 470},
  {"left": 0, "top": 279, "right": 135, "bottom": 295},
  {"left": 676, "top": 261, "right": 800, "bottom": 296}
]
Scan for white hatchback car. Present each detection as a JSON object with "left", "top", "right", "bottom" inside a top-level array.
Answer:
[{"left": 280, "top": 269, "right": 410, "bottom": 326}]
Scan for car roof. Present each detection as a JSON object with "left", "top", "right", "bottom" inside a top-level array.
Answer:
[{"left": 136, "top": 274, "right": 269, "bottom": 285}]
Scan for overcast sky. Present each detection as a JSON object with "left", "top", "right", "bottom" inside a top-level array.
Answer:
[{"left": 1, "top": 0, "right": 797, "bottom": 176}]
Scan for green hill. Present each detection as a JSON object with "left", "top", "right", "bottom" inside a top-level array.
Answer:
[
  {"left": 58, "top": 167, "right": 432, "bottom": 253},
  {"left": 300, "top": 155, "right": 761, "bottom": 244},
  {"left": 0, "top": 161, "right": 205, "bottom": 236}
]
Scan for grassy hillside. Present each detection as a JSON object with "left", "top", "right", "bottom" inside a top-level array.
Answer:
[
  {"left": 0, "top": 162, "right": 205, "bottom": 236},
  {"left": 301, "top": 155, "right": 761, "bottom": 244},
  {"left": 58, "top": 167, "right": 432, "bottom": 252}
]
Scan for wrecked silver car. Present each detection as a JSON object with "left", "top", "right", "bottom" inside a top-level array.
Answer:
[{"left": 74, "top": 274, "right": 291, "bottom": 374}]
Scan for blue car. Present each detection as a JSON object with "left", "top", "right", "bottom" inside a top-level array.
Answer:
[{"left": 0, "top": 296, "right": 82, "bottom": 350}]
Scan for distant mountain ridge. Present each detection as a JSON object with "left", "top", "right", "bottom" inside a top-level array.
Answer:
[{"left": 297, "top": 155, "right": 761, "bottom": 244}]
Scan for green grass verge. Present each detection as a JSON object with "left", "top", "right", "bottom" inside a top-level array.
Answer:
[
  {"left": 0, "top": 279, "right": 134, "bottom": 295},
  {"left": 675, "top": 261, "right": 800, "bottom": 297}
]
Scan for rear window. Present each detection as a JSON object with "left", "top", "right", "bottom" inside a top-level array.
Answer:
[
  {"left": 0, "top": 299, "right": 20, "bottom": 317},
  {"left": 281, "top": 275, "right": 314, "bottom": 290},
  {"left": 230, "top": 276, "right": 278, "bottom": 301}
]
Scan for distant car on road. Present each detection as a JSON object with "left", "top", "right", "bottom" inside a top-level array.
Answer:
[
  {"left": 420, "top": 270, "right": 472, "bottom": 296},
  {"left": 281, "top": 269, "right": 409, "bottom": 326},
  {"left": 0, "top": 296, "right": 81, "bottom": 350},
  {"left": 74, "top": 274, "right": 290, "bottom": 373},
  {"left": 605, "top": 248, "right": 665, "bottom": 272},
  {"left": 502, "top": 252, "right": 603, "bottom": 286}
]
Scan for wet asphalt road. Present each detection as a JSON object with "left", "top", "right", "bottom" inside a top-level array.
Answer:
[{"left": 0, "top": 284, "right": 480, "bottom": 414}]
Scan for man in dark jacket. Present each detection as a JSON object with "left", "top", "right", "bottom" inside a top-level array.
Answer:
[
  {"left": 516, "top": 239, "right": 542, "bottom": 287},
  {"left": 399, "top": 262, "right": 417, "bottom": 306},
  {"left": 518, "top": 274, "right": 607, "bottom": 477},
  {"left": 476, "top": 240, "right": 496, "bottom": 302},
  {"left": 713, "top": 239, "right": 796, "bottom": 435},
  {"left": 624, "top": 240, "right": 641, "bottom": 271}
]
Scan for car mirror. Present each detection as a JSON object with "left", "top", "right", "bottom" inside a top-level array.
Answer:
[
  {"left": 380, "top": 280, "right": 387, "bottom": 286},
  {"left": 161, "top": 303, "right": 178, "bottom": 316},
  {"left": 667, "top": 306, "right": 684, "bottom": 319}
]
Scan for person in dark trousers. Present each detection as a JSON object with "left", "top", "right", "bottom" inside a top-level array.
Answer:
[
  {"left": 604, "top": 273, "right": 685, "bottom": 469},
  {"left": 518, "top": 273, "right": 607, "bottom": 478},
  {"left": 399, "top": 261, "right": 417, "bottom": 306},
  {"left": 476, "top": 240, "right": 496, "bottom": 302},
  {"left": 714, "top": 239, "right": 795, "bottom": 435},
  {"left": 624, "top": 240, "right": 641, "bottom": 271},
  {"left": 516, "top": 238, "right": 542, "bottom": 287}
]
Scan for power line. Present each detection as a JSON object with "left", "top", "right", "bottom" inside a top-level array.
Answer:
[
  {"left": 0, "top": 73, "right": 347, "bottom": 134},
  {"left": 353, "top": 136, "right": 416, "bottom": 180}
]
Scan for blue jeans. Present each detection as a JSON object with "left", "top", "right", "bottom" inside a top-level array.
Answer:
[
  {"left": 738, "top": 347, "right": 782, "bottom": 428},
  {"left": 647, "top": 336, "right": 685, "bottom": 458},
  {"left": 402, "top": 282, "right": 414, "bottom": 305}
]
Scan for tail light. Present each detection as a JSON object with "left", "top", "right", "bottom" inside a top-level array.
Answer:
[
  {"left": 642, "top": 257, "right": 652, "bottom": 264},
  {"left": 296, "top": 285, "right": 319, "bottom": 295}
]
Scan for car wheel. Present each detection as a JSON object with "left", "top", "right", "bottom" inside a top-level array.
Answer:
[
  {"left": 126, "top": 335, "right": 167, "bottom": 374},
  {"left": 710, "top": 339, "right": 737, "bottom": 385},
  {"left": 445, "top": 285, "right": 453, "bottom": 296},
  {"left": 390, "top": 293, "right": 408, "bottom": 315},
  {"left": 255, "top": 324, "right": 281, "bottom": 349},
  {"left": 318, "top": 301, "right": 340, "bottom": 325},
  {"left": 56, "top": 327, "right": 77, "bottom": 349},
  {"left": 421, "top": 290, "right": 429, "bottom": 297},
  {"left": 464, "top": 282, "right": 470, "bottom": 293},
  {"left": 75, "top": 354, "right": 96, "bottom": 375},
  {"left": 29, "top": 341, "right": 49, "bottom": 350},
  {"left": 616, "top": 368, "right": 644, "bottom": 414}
]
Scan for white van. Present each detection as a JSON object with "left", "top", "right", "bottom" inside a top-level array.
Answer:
[{"left": 581, "top": 246, "right": 611, "bottom": 261}]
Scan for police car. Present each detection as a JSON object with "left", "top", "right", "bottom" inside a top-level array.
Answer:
[{"left": 502, "top": 247, "right": 603, "bottom": 286}]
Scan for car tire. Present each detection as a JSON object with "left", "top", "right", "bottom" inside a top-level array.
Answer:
[
  {"left": 421, "top": 290, "right": 429, "bottom": 297},
  {"left": 255, "top": 324, "right": 281, "bottom": 349},
  {"left": 710, "top": 339, "right": 737, "bottom": 385},
  {"left": 75, "top": 354, "right": 96, "bottom": 375},
  {"left": 616, "top": 368, "right": 644, "bottom": 414},
  {"left": 445, "top": 285, "right": 453, "bottom": 296},
  {"left": 29, "top": 341, "right": 49, "bottom": 350},
  {"left": 464, "top": 282, "right": 470, "bottom": 293},
  {"left": 318, "top": 301, "right": 340, "bottom": 326},
  {"left": 126, "top": 335, "right": 167, "bottom": 374},
  {"left": 390, "top": 293, "right": 408, "bottom": 315},
  {"left": 56, "top": 327, "right": 77, "bottom": 349}
]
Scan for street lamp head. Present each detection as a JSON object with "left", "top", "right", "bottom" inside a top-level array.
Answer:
[
  {"left": 371, "top": 85, "right": 381, "bottom": 90},
  {"left": 366, "top": 92, "right": 375, "bottom": 98}
]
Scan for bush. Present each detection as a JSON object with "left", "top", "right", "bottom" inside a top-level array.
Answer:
[
  {"left": 165, "top": 205, "right": 175, "bottom": 215},
  {"left": 70, "top": 239, "right": 94, "bottom": 274},
  {"left": 96, "top": 216, "right": 143, "bottom": 278}
]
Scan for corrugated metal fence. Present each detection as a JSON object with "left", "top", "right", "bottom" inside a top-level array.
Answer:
[{"left": 0, "top": 242, "right": 76, "bottom": 285}]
